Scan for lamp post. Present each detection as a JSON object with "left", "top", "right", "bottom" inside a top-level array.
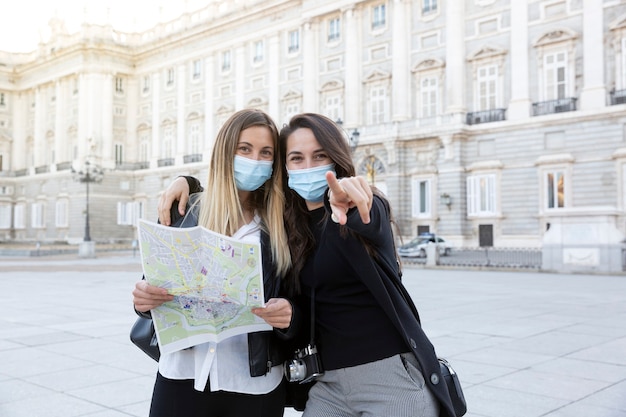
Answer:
[
  {"left": 72, "top": 160, "right": 103, "bottom": 255},
  {"left": 336, "top": 118, "right": 360, "bottom": 154}
]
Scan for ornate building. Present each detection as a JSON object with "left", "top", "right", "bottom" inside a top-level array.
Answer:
[{"left": 1, "top": 0, "right": 626, "bottom": 269}]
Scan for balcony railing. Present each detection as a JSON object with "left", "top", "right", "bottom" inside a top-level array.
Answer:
[
  {"left": 14, "top": 168, "right": 28, "bottom": 177},
  {"left": 610, "top": 89, "right": 626, "bottom": 105},
  {"left": 466, "top": 108, "right": 507, "bottom": 125},
  {"left": 532, "top": 97, "right": 577, "bottom": 116},
  {"left": 157, "top": 158, "right": 175, "bottom": 167},
  {"left": 35, "top": 165, "right": 49, "bottom": 174},
  {"left": 183, "top": 153, "right": 203, "bottom": 164},
  {"left": 56, "top": 161, "right": 72, "bottom": 171},
  {"left": 115, "top": 162, "right": 149, "bottom": 170}
]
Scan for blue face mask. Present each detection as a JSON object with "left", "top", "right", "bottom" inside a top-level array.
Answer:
[
  {"left": 287, "top": 163, "right": 336, "bottom": 202},
  {"left": 234, "top": 155, "right": 273, "bottom": 191}
]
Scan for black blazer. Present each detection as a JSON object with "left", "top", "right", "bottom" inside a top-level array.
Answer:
[{"left": 324, "top": 194, "right": 457, "bottom": 417}]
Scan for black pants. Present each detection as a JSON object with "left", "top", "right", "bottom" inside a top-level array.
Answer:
[{"left": 149, "top": 372, "right": 286, "bottom": 417}]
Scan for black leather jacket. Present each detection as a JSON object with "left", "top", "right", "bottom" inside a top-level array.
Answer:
[{"left": 137, "top": 190, "right": 298, "bottom": 377}]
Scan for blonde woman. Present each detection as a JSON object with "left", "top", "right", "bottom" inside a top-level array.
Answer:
[{"left": 132, "top": 109, "right": 296, "bottom": 417}]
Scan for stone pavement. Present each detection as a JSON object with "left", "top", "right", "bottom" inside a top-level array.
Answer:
[{"left": 1, "top": 252, "right": 625, "bottom": 417}]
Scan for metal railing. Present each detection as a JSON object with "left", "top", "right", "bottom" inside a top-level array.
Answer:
[
  {"left": 610, "top": 89, "right": 626, "bottom": 106},
  {"left": 466, "top": 109, "right": 507, "bottom": 125},
  {"left": 183, "top": 153, "right": 203, "bottom": 164},
  {"left": 532, "top": 97, "right": 577, "bottom": 116},
  {"left": 401, "top": 247, "right": 542, "bottom": 269}
]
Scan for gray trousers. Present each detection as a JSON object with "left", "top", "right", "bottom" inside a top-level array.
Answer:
[{"left": 302, "top": 353, "right": 439, "bottom": 417}]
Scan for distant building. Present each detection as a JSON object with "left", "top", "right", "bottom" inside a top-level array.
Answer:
[{"left": 0, "top": 1, "right": 625, "bottom": 265}]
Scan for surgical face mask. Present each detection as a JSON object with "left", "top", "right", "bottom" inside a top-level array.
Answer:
[
  {"left": 234, "top": 155, "right": 273, "bottom": 191},
  {"left": 287, "top": 163, "right": 336, "bottom": 202}
]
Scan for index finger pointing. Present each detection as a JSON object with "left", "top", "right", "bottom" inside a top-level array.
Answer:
[{"left": 325, "top": 171, "right": 344, "bottom": 194}]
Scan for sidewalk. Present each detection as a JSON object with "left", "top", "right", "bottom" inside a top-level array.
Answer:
[{"left": 0, "top": 253, "right": 625, "bottom": 417}]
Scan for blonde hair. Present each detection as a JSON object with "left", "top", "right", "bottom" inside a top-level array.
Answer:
[{"left": 197, "top": 109, "right": 291, "bottom": 277}]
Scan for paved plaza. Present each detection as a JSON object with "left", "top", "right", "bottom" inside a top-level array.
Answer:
[{"left": 1, "top": 251, "right": 625, "bottom": 417}]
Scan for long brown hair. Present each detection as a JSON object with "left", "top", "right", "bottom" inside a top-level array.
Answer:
[
  {"left": 198, "top": 108, "right": 291, "bottom": 277},
  {"left": 279, "top": 113, "right": 399, "bottom": 293}
]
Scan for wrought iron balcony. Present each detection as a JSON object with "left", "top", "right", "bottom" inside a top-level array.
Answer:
[
  {"left": 183, "top": 153, "right": 203, "bottom": 164},
  {"left": 115, "top": 162, "right": 149, "bottom": 170},
  {"left": 56, "top": 161, "right": 72, "bottom": 171},
  {"left": 466, "top": 109, "right": 507, "bottom": 125},
  {"left": 610, "top": 89, "right": 626, "bottom": 105},
  {"left": 157, "top": 158, "right": 175, "bottom": 167},
  {"left": 532, "top": 97, "right": 577, "bottom": 116}
]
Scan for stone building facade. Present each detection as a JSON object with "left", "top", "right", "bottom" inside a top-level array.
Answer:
[{"left": 0, "top": 0, "right": 625, "bottom": 264}]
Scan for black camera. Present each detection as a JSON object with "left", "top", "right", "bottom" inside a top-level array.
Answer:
[{"left": 284, "top": 344, "right": 324, "bottom": 384}]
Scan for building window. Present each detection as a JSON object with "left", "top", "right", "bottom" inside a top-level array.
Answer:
[
  {"left": 423, "top": 0, "right": 437, "bottom": 14},
  {"left": 0, "top": 204, "right": 10, "bottom": 229},
  {"left": 117, "top": 201, "right": 144, "bottom": 226},
  {"left": 222, "top": 50, "right": 231, "bottom": 72},
  {"left": 31, "top": 202, "right": 45, "bottom": 228},
  {"left": 284, "top": 102, "right": 300, "bottom": 125},
  {"left": 166, "top": 68, "right": 175, "bottom": 86},
  {"left": 412, "top": 178, "right": 431, "bottom": 217},
  {"left": 545, "top": 170, "right": 565, "bottom": 209},
  {"left": 139, "top": 138, "right": 149, "bottom": 164},
  {"left": 325, "top": 94, "right": 342, "bottom": 122},
  {"left": 189, "top": 123, "right": 201, "bottom": 154},
  {"left": 192, "top": 59, "right": 202, "bottom": 80},
  {"left": 467, "top": 174, "right": 497, "bottom": 216},
  {"left": 55, "top": 199, "right": 68, "bottom": 227},
  {"left": 253, "top": 40, "right": 264, "bottom": 63},
  {"left": 369, "top": 85, "right": 389, "bottom": 124},
  {"left": 14, "top": 203, "right": 25, "bottom": 229},
  {"left": 477, "top": 64, "right": 498, "bottom": 110},
  {"left": 0, "top": 93, "right": 5, "bottom": 107},
  {"left": 115, "top": 77, "right": 124, "bottom": 93},
  {"left": 163, "top": 127, "right": 174, "bottom": 158},
  {"left": 328, "top": 18, "right": 341, "bottom": 42},
  {"left": 288, "top": 30, "right": 300, "bottom": 53},
  {"left": 420, "top": 76, "right": 438, "bottom": 117},
  {"left": 115, "top": 143, "right": 123, "bottom": 166},
  {"left": 142, "top": 76, "right": 150, "bottom": 94},
  {"left": 544, "top": 51, "right": 567, "bottom": 100},
  {"left": 372, "top": 4, "right": 386, "bottom": 29}
]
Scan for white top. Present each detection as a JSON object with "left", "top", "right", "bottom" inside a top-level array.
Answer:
[{"left": 158, "top": 215, "right": 284, "bottom": 392}]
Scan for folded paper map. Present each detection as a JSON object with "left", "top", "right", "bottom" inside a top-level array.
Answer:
[{"left": 137, "top": 219, "right": 271, "bottom": 355}]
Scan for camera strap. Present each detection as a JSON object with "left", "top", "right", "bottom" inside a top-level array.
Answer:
[{"left": 309, "top": 287, "right": 316, "bottom": 345}]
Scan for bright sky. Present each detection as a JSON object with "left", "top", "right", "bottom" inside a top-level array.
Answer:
[{"left": 0, "top": 0, "right": 210, "bottom": 53}]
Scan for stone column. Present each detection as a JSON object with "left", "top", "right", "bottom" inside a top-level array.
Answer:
[
  {"left": 302, "top": 21, "right": 318, "bottom": 112},
  {"left": 53, "top": 80, "right": 65, "bottom": 168},
  {"left": 101, "top": 73, "right": 113, "bottom": 166},
  {"left": 444, "top": 0, "right": 465, "bottom": 116},
  {"left": 268, "top": 34, "right": 280, "bottom": 120},
  {"left": 204, "top": 55, "right": 215, "bottom": 161},
  {"left": 150, "top": 72, "right": 160, "bottom": 168},
  {"left": 33, "top": 87, "right": 45, "bottom": 167},
  {"left": 579, "top": 0, "right": 606, "bottom": 110},
  {"left": 508, "top": 0, "right": 531, "bottom": 120},
  {"left": 176, "top": 64, "right": 186, "bottom": 165},
  {"left": 235, "top": 44, "right": 245, "bottom": 109},
  {"left": 344, "top": 7, "right": 361, "bottom": 126},
  {"left": 392, "top": 0, "right": 410, "bottom": 121},
  {"left": 11, "top": 94, "right": 26, "bottom": 170}
]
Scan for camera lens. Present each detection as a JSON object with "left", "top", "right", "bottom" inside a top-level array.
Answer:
[{"left": 285, "top": 360, "right": 306, "bottom": 382}]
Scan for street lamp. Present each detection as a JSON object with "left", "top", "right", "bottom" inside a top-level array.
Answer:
[
  {"left": 336, "top": 118, "right": 360, "bottom": 153},
  {"left": 72, "top": 160, "right": 104, "bottom": 242}
]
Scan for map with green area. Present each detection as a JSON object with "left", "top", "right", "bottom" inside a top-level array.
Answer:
[{"left": 138, "top": 219, "right": 270, "bottom": 354}]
